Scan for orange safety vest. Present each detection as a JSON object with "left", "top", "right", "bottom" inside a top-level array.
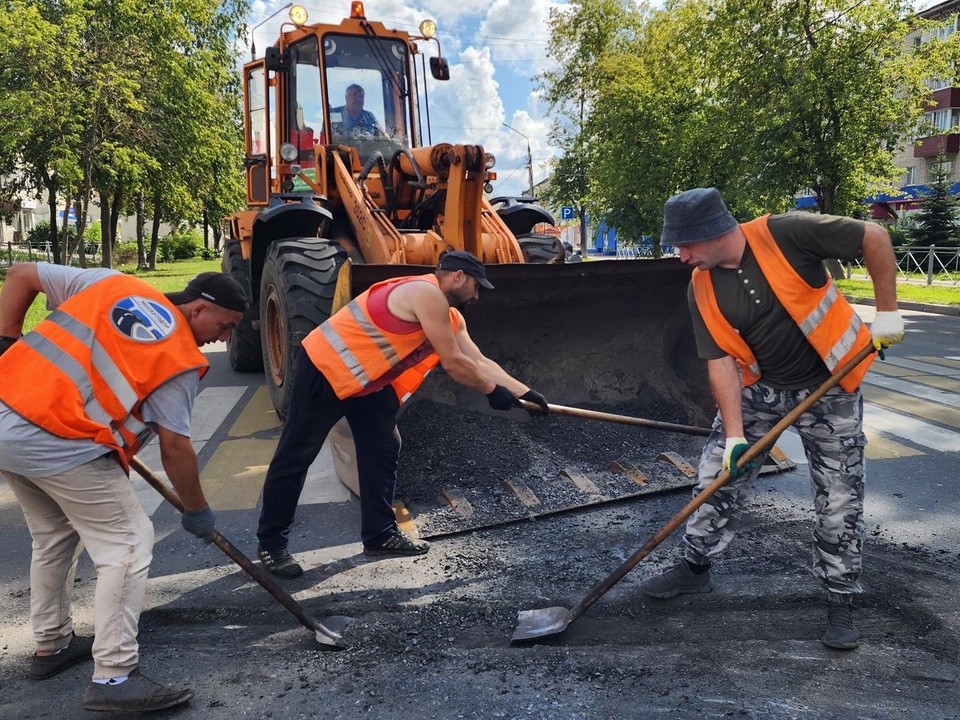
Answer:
[
  {"left": 691, "top": 215, "right": 873, "bottom": 392},
  {"left": 0, "top": 274, "right": 208, "bottom": 472},
  {"left": 302, "top": 275, "right": 462, "bottom": 403}
]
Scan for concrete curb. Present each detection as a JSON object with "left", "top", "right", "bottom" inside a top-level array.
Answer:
[{"left": 845, "top": 296, "right": 960, "bottom": 317}]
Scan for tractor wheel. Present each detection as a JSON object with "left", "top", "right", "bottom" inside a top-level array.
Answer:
[
  {"left": 260, "top": 239, "right": 348, "bottom": 419},
  {"left": 221, "top": 241, "right": 263, "bottom": 372}
]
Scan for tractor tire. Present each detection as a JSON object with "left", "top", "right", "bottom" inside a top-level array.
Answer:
[
  {"left": 518, "top": 233, "right": 568, "bottom": 264},
  {"left": 221, "top": 241, "right": 263, "bottom": 372},
  {"left": 260, "top": 239, "right": 348, "bottom": 419}
]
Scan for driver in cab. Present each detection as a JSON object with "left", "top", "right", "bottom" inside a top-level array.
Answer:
[{"left": 333, "top": 84, "right": 384, "bottom": 138}]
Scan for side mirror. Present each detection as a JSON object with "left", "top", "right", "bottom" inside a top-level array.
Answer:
[
  {"left": 429, "top": 56, "right": 450, "bottom": 81},
  {"left": 265, "top": 47, "right": 288, "bottom": 72}
]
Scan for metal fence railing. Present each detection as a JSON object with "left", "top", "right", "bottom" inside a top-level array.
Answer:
[
  {"left": 0, "top": 242, "right": 101, "bottom": 268},
  {"left": 846, "top": 245, "right": 960, "bottom": 286}
]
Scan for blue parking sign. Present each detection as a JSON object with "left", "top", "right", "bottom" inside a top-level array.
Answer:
[{"left": 560, "top": 205, "right": 575, "bottom": 221}]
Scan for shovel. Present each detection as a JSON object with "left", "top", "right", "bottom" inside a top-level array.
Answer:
[
  {"left": 511, "top": 343, "right": 875, "bottom": 643},
  {"left": 517, "top": 400, "right": 711, "bottom": 436},
  {"left": 130, "top": 456, "right": 351, "bottom": 649}
]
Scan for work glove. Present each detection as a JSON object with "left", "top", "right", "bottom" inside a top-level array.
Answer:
[
  {"left": 520, "top": 389, "right": 549, "bottom": 417},
  {"left": 181, "top": 505, "right": 216, "bottom": 544},
  {"left": 870, "top": 310, "right": 904, "bottom": 360},
  {"left": 722, "top": 436, "right": 760, "bottom": 480},
  {"left": 0, "top": 335, "right": 19, "bottom": 357},
  {"left": 487, "top": 384, "right": 518, "bottom": 412}
]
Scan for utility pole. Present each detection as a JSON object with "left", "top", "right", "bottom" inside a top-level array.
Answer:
[{"left": 503, "top": 122, "right": 534, "bottom": 197}]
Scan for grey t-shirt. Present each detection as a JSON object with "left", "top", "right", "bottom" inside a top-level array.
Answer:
[
  {"left": 0, "top": 263, "right": 199, "bottom": 476},
  {"left": 688, "top": 212, "right": 866, "bottom": 390}
]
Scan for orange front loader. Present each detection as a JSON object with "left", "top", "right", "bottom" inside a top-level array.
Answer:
[{"left": 222, "top": 3, "right": 708, "bottom": 427}]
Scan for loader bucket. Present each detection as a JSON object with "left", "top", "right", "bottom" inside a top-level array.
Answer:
[{"left": 348, "top": 258, "right": 711, "bottom": 426}]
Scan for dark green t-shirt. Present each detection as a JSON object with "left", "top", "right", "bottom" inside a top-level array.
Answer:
[{"left": 688, "top": 212, "right": 865, "bottom": 390}]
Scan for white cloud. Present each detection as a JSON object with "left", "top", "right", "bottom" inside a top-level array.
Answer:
[{"left": 477, "top": 0, "right": 554, "bottom": 73}]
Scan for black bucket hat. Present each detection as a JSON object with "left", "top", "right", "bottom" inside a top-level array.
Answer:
[{"left": 661, "top": 187, "right": 738, "bottom": 247}]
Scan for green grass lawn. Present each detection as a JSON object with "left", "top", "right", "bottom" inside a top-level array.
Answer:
[
  {"left": 835, "top": 278, "right": 960, "bottom": 306},
  {"left": 11, "top": 258, "right": 222, "bottom": 333}
]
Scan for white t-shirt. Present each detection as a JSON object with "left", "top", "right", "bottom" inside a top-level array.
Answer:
[{"left": 0, "top": 263, "right": 200, "bottom": 476}]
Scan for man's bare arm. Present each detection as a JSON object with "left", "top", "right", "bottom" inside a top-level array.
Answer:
[
  {"left": 860, "top": 223, "right": 898, "bottom": 312},
  {"left": 0, "top": 263, "right": 43, "bottom": 337},
  {"left": 400, "top": 282, "right": 496, "bottom": 394},
  {"left": 708, "top": 356, "right": 743, "bottom": 438}
]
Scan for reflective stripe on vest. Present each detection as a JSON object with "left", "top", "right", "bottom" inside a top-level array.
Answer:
[
  {"left": 303, "top": 275, "right": 460, "bottom": 401},
  {"left": 691, "top": 215, "right": 872, "bottom": 392}
]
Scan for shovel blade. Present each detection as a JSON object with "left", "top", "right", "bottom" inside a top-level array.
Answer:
[
  {"left": 510, "top": 606, "right": 571, "bottom": 643},
  {"left": 313, "top": 615, "right": 353, "bottom": 649}
]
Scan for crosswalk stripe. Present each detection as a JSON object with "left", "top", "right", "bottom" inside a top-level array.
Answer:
[
  {"left": 864, "top": 404, "right": 960, "bottom": 452},
  {"left": 201, "top": 437, "right": 278, "bottom": 510},
  {"left": 863, "top": 429, "right": 924, "bottom": 459},
  {"left": 868, "top": 363, "right": 960, "bottom": 393},
  {"left": 862, "top": 385, "right": 960, "bottom": 431},
  {"left": 880, "top": 356, "right": 960, "bottom": 377},
  {"left": 131, "top": 386, "right": 247, "bottom": 515},
  {"left": 863, "top": 373, "right": 960, "bottom": 410}
]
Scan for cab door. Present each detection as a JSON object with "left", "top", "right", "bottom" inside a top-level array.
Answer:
[{"left": 244, "top": 60, "right": 271, "bottom": 205}]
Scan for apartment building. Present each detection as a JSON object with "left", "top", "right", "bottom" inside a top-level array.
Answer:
[{"left": 872, "top": 0, "right": 960, "bottom": 219}]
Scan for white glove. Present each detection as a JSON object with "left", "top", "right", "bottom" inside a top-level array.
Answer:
[{"left": 870, "top": 311, "right": 904, "bottom": 353}]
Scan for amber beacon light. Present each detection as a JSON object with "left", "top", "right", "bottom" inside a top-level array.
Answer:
[{"left": 350, "top": 2, "right": 366, "bottom": 19}]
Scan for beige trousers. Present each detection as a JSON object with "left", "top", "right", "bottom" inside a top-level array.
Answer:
[{"left": 4, "top": 455, "right": 154, "bottom": 679}]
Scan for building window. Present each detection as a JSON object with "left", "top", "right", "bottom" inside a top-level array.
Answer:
[
  {"left": 921, "top": 107, "right": 960, "bottom": 134},
  {"left": 905, "top": 166, "right": 918, "bottom": 185}
]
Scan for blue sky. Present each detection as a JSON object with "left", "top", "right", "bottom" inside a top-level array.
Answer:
[{"left": 248, "top": 0, "right": 556, "bottom": 197}]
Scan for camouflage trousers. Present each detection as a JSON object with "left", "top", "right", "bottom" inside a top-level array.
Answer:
[{"left": 682, "top": 382, "right": 866, "bottom": 595}]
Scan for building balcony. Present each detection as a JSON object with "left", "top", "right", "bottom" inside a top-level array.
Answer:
[{"left": 914, "top": 133, "right": 960, "bottom": 157}]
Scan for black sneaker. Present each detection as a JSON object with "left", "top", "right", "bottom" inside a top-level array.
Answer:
[
  {"left": 29, "top": 633, "right": 93, "bottom": 680},
  {"left": 640, "top": 560, "right": 713, "bottom": 599},
  {"left": 257, "top": 545, "right": 304, "bottom": 578},
  {"left": 363, "top": 529, "right": 430, "bottom": 557},
  {"left": 821, "top": 602, "right": 860, "bottom": 650},
  {"left": 81, "top": 668, "right": 193, "bottom": 712}
]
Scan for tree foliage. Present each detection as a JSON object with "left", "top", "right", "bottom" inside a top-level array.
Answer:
[
  {"left": 0, "top": 0, "right": 248, "bottom": 267},
  {"left": 538, "top": 0, "right": 960, "bottom": 245}
]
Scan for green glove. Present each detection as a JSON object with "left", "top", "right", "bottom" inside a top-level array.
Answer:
[{"left": 722, "top": 436, "right": 760, "bottom": 480}]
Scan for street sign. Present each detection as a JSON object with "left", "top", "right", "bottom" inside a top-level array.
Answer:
[{"left": 560, "top": 205, "right": 575, "bottom": 221}]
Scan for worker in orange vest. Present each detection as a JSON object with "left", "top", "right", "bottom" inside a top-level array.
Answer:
[
  {"left": 256, "top": 250, "right": 548, "bottom": 578},
  {"left": 0, "top": 264, "right": 244, "bottom": 713},
  {"left": 640, "top": 187, "right": 903, "bottom": 651}
]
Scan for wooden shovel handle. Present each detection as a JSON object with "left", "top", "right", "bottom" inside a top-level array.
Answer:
[
  {"left": 129, "top": 456, "right": 326, "bottom": 638},
  {"left": 567, "top": 343, "right": 876, "bottom": 622},
  {"left": 518, "top": 400, "right": 712, "bottom": 436}
]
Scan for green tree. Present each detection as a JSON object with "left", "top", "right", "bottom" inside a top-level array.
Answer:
[
  {"left": 0, "top": 0, "right": 247, "bottom": 268},
  {"left": 538, "top": 0, "right": 633, "bottom": 253},
  {"left": 910, "top": 153, "right": 960, "bottom": 247},
  {"left": 705, "top": 0, "right": 952, "bottom": 217}
]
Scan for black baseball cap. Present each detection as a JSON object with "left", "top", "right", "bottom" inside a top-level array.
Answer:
[
  {"left": 165, "top": 272, "right": 247, "bottom": 313},
  {"left": 437, "top": 250, "right": 494, "bottom": 289}
]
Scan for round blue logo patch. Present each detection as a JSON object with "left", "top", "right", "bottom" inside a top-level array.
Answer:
[{"left": 111, "top": 297, "right": 176, "bottom": 342}]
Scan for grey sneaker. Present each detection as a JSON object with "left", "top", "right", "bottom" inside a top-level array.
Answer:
[
  {"left": 257, "top": 545, "right": 304, "bottom": 578},
  {"left": 640, "top": 560, "right": 713, "bottom": 598},
  {"left": 81, "top": 668, "right": 193, "bottom": 712},
  {"left": 29, "top": 633, "right": 93, "bottom": 680},
  {"left": 363, "top": 529, "right": 430, "bottom": 557},
  {"left": 821, "top": 602, "right": 860, "bottom": 650}
]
